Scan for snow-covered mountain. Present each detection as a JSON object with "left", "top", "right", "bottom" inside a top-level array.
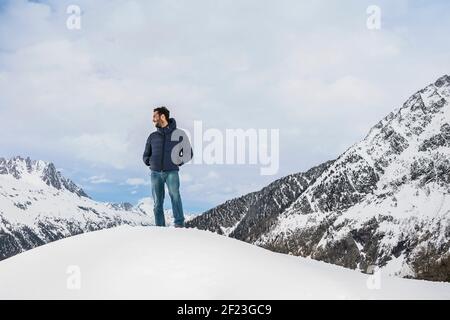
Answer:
[
  {"left": 1, "top": 226, "right": 449, "bottom": 299},
  {"left": 0, "top": 156, "right": 184, "bottom": 261},
  {"left": 187, "top": 75, "right": 450, "bottom": 282}
]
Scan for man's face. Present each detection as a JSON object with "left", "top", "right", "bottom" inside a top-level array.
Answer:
[{"left": 153, "top": 111, "right": 163, "bottom": 128}]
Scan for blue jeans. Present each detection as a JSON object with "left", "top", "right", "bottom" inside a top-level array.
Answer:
[{"left": 150, "top": 170, "right": 185, "bottom": 227}]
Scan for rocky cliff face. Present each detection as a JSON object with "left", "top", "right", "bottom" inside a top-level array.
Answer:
[
  {"left": 0, "top": 156, "right": 88, "bottom": 197},
  {"left": 187, "top": 75, "right": 450, "bottom": 282}
]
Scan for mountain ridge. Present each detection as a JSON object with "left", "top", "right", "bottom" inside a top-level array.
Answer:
[
  {"left": 0, "top": 156, "right": 89, "bottom": 198},
  {"left": 187, "top": 75, "right": 450, "bottom": 282}
]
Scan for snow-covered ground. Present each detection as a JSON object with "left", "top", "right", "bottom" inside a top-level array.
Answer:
[{"left": 0, "top": 225, "right": 448, "bottom": 300}]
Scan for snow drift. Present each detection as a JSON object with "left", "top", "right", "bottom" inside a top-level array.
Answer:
[{"left": 0, "top": 226, "right": 449, "bottom": 300}]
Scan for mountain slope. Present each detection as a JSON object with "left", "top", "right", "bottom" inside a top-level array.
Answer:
[
  {"left": 187, "top": 75, "right": 450, "bottom": 282},
  {"left": 0, "top": 156, "right": 177, "bottom": 261},
  {"left": 0, "top": 226, "right": 449, "bottom": 299}
]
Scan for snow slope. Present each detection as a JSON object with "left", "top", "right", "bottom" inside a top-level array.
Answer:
[{"left": 0, "top": 226, "right": 448, "bottom": 300}]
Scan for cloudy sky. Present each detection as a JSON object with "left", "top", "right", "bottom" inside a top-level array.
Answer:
[{"left": 0, "top": 0, "right": 449, "bottom": 213}]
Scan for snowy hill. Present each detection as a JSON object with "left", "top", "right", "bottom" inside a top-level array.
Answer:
[
  {"left": 0, "top": 156, "right": 187, "bottom": 261},
  {"left": 187, "top": 75, "right": 450, "bottom": 282},
  {"left": 0, "top": 226, "right": 448, "bottom": 299}
]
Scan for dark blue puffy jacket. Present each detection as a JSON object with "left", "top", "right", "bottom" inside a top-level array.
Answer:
[{"left": 142, "top": 118, "right": 193, "bottom": 172}]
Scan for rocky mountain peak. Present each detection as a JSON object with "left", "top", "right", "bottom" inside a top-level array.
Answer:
[
  {"left": 434, "top": 74, "right": 450, "bottom": 88},
  {"left": 0, "top": 156, "right": 89, "bottom": 198}
]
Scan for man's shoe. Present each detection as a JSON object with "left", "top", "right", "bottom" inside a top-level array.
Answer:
[{"left": 174, "top": 224, "right": 185, "bottom": 228}]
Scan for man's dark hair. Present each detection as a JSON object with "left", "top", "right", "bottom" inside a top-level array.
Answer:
[{"left": 153, "top": 106, "right": 170, "bottom": 121}]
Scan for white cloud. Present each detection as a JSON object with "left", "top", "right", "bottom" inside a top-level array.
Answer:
[
  {"left": 277, "top": 76, "right": 383, "bottom": 116},
  {"left": 86, "top": 175, "right": 113, "bottom": 184},
  {"left": 125, "top": 178, "right": 149, "bottom": 186},
  {"left": 179, "top": 173, "right": 192, "bottom": 183},
  {"left": 136, "top": 196, "right": 154, "bottom": 211},
  {"left": 60, "top": 134, "right": 133, "bottom": 170},
  {"left": 206, "top": 171, "right": 220, "bottom": 180}
]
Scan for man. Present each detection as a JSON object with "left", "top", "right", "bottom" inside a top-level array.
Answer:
[{"left": 142, "top": 106, "right": 193, "bottom": 228}]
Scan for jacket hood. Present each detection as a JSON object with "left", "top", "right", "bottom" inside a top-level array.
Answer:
[{"left": 157, "top": 118, "right": 177, "bottom": 134}]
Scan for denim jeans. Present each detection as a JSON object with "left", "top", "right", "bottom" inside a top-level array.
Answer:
[{"left": 150, "top": 170, "right": 185, "bottom": 227}]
